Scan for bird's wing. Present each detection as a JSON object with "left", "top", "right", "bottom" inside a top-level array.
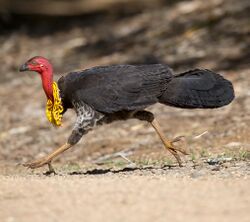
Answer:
[{"left": 61, "top": 64, "right": 173, "bottom": 113}]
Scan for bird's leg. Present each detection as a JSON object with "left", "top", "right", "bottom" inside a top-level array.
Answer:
[
  {"left": 23, "top": 143, "right": 73, "bottom": 170},
  {"left": 150, "top": 119, "right": 187, "bottom": 166},
  {"left": 24, "top": 103, "right": 103, "bottom": 172},
  {"left": 133, "top": 111, "right": 187, "bottom": 166},
  {"left": 47, "top": 162, "right": 56, "bottom": 175}
]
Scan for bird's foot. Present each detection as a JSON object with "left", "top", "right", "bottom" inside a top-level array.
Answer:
[
  {"left": 23, "top": 143, "right": 72, "bottom": 174},
  {"left": 171, "top": 136, "right": 188, "bottom": 154},
  {"left": 23, "top": 156, "right": 52, "bottom": 169},
  {"left": 163, "top": 136, "right": 188, "bottom": 167},
  {"left": 150, "top": 120, "right": 188, "bottom": 167},
  {"left": 24, "top": 158, "right": 57, "bottom": 175}
]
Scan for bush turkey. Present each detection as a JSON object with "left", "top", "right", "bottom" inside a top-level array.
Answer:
[{"left": 19, "top": 56, "right": 235, "bottom": 173}]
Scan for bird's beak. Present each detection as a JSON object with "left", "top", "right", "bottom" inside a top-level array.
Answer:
[{"left": 19, "top": 63, "right": 29, "bottom": 72}]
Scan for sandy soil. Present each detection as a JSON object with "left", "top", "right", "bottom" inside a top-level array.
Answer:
[
  {"left": 1, "top": 172, "right": 250, "bottom": 222},
  {"left": 1, "top": 161, "right": 250, "bottom": 222}
]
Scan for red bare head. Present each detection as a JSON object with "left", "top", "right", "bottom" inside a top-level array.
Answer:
[
  {"left": 19, "top": 56, "right": 52, "bottom": 73},
  {"left": 20, "top": 56, "right": 54, "bottom": 100}
]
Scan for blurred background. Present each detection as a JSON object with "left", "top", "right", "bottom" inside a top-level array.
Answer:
[{"left": 0, "top": 0, "right": 249, "bottom": 168}]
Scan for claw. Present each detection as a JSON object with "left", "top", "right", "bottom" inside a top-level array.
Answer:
[
  {"left": 166, "top": 145, "right": 183, "bottom": 167},
  {"left": 172, "top": 136, "right": 185, "bottom": 143},
  {"left": 23, "top": 157, "right": 51, "bottom": 169},
  {"left": 169, "top": 136, "right": 188, "bottom": 155}
]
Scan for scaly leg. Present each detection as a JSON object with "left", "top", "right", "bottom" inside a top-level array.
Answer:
[
  {"left": 23, "top": 103, "right": 103, "bottom": 173},
  {"left": 23, "top": 143, "right": 72, "bottom": 171},
  {"left": 151, "top": 119, "right": 187, "bottom": 166}
]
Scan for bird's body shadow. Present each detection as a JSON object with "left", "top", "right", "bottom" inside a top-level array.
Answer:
[{"left": 68, "top": 164, "right": 177, "bottom": 176}]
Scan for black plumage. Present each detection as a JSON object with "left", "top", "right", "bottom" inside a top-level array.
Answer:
[{"left": 58, "top": 64, "right": 234, "bottom": 113}]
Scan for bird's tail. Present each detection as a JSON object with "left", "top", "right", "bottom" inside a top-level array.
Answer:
[{"left": 159, "top": 69, "right": 234, "bottom": 108}]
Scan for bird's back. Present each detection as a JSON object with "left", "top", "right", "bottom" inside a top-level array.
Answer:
[{"left": 58, "top": 64, "right": 174, "bottom": 113}]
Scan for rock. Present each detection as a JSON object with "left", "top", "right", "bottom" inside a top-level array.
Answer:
[{"left": 206, "top": 157, "right": 233, "bottom": 165}]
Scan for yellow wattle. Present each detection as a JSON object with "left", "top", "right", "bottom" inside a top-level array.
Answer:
[{"left": 45, "top": 82, "right": 64, "bottom": 127}]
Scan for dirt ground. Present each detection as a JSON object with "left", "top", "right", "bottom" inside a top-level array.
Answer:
[
  {"left": 1, "top": 172, "right": 250, "bottom": 222},
  {"left": 0, "top": 0, "right": 250, "bottom": 221}
]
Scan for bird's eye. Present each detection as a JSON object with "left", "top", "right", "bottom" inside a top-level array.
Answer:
[
  {"left": 30, "top": 61, "right": 38, "bottom": 65},
  {"left": 40, "top": 64, "right": 44, "bottom": 67}
]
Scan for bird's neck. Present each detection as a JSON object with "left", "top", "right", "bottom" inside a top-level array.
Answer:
[{"left": 40, "top": 67, "right": 54, "bottom": 101}]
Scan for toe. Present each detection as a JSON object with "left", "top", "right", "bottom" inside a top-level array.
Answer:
[
  {"left": 171, "top": 136, "right": 188, "bottom": 155},
  {"left": 23, "top": 159, "right": 48, "bottom": 169}
]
